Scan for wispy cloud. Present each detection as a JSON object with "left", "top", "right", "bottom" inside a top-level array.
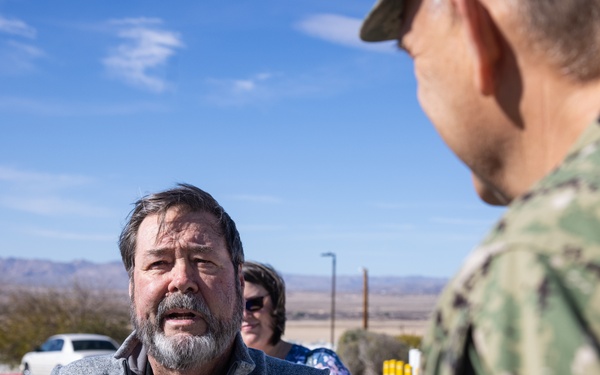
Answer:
[
  {"left": 378, "top": 223, "right": 417, "bottom": 231},
  {"left": 6, "top": 40, "right": 43, "bottom": 56},
  {"left": 238, "top": 224, "right": 286, "bottom": 232},
  {"left": 0, "top": 41, "right": 45, "bottom": 74},
  {"left": 204, "top": 72, "right": 285, "bottom": 106},
  {"left": 0, "top": 95, "right": 170, "bottom": 116},
  {"left": 0, "top": 196, "right": 112, "bottom": 217},
  {"left": 204, "top": 70, "right": 341, "bottom": 107},
  {"left": 295, "top": 14, "right": 395, "bottom": 53},
  {"left": 0, "top": 15, "right": 36, "bottom": 38},
  {"left": 0, "top": 166, "right": 113, "bottom": 217},
  {"left": 0, "top": 166, "right": 92, "bottom": 189},
  {"left": 292, "top": 227, "right": 481, "bottom": 243},
  {"left": 430, "top": 217, "right": 494, "bottom": 226},
  {"left": 103, "top": 17, "right": 184, "bottom": 93},
  {"left": 25, "top": 228, "right": 114, "bottom": 242},
  {"left": 0, "top": 15, "right": 44, "bottom": 74},
  {"left": 371, "top": 201, "right": 486, "bottom": 210},
  {"left": 232, "top": 73, "right": 274, "bottom": 92}
]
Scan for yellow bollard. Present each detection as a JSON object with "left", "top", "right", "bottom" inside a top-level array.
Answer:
[
  {"left": 384, "top": 358, "right": 414, "bottom": 375},
  {"left": 383, "top": 360, "right": 390, "bottom": 375},
  {"left": 396, "top": 360, "right": 404, "bottom": 375},
  {"left": 389, "top": 360, "right": 397, "bottom": 375}
]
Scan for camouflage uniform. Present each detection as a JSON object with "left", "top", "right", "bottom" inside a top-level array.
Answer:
[{"left": 421, "top": 120, "right": 600, "bottom": 375}]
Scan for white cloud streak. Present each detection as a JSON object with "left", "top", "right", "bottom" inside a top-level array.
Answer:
[
  {"left": 372, "top": 201, "right": 486, "bottom": 210},
  {"left": 26, "top": 228, "right": 114, "bottom": 242},
  {"left": 0, "top": 95, "right": 170, "bottom": 116},
  {"left": 0, "top": 195, "right": 114, "bottom": 217},
  {"left": 237, "top": 224, "right": 286, "bottom": 232},
  {"left": 204, "top": 71, "right": 328, "bottom": 107},
  {"left": 6, "top": 40, "right": 44, "bottom": 57},
  {"left": 295, "top": 14, "right": 396, "bottom": 53},
  {"left": 0, "top": 37, "right": 45, "bottom": 75},
  {"left": 0, "top": 15, "right": 42, "bottom": 74},
  {"left": 103, "top": 17, "right": 184, "bottom": 93},
  {"left": 0, "top": 166, "right": 113, "bottom": 217},
  {"left": 0, "top": 15, "right": 36, "bottom": 38},
  {"left": 0, "top": 166, "right": 92, "bottom": 189},
  {"left": 430, "top": 217, "right": 494, "bottom": 226}
]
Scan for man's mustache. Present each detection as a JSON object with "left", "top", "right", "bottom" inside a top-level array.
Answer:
[{"left": 156, "top": 293, "right": 212, "bottom": 325}]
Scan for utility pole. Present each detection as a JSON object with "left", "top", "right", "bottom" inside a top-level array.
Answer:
[{"left": 321, "top": 252, "right": 336, "bottom": 348}]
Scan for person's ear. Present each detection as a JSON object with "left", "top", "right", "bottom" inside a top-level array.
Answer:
[
  {"left": 455, "top": 0, "right": 501, "bottom": 95},
  {"left": 129, "top": 279, "right": 133, "bottom": 298}
]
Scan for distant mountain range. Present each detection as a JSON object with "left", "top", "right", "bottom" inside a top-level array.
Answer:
[{"left": 0, "top": 257, "right": 447, "bottom": 295}]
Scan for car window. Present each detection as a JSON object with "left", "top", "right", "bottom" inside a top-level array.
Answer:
[
  {"left": 40, "top": 339, "right": 64, "bottom": 352},
  {"left": 72, "top": 340, "right": 117, "bottom": 351}
]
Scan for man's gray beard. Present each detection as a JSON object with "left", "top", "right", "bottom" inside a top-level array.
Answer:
[{"left": 132, "top": 291, "right": 243, "bottom": 371}]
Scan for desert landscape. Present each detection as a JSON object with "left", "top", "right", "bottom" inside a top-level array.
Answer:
[
  {"left": 282, "top": 291, "right": 438, "bottom": 346},
  {"left": 0, "top": 258, "right": 444, "bottom": 374},
  {"left": 0, "top": 290, "right": 438, "bottom": 374}
]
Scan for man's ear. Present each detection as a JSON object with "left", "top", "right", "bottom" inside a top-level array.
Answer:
[
  {"left": 129, "top": 280, "right": 133, "bottom": 298},
  {"left": 455, "top": 0, "right": 501, "bottom": 95}
]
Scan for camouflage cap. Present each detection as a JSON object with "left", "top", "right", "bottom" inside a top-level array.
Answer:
[{"left": 360, "top": 0, "right": 404, "bottom": 42}]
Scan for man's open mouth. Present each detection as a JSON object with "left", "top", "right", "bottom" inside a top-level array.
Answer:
[{"left": 164, "top": 309, "right": 200, "bottom": 321}]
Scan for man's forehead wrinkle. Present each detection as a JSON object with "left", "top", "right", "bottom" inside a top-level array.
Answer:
[
  {"left": 154, "top": 215, "right": 215, "bottom": 241},
  {"left": 151, "top": 227, "right": 214, "bottom": 249},
  {"left": 145, "top": 247, "right": 170, "bottom": 257},
  {"left": 154, "top": 204, "right": 193, "bottom": 237},
  {"left": 187, "top": 245, "right": 215, "bottom": 255},
  {"left": 155, "top": 206, "right": 171, "bottom": 240}
]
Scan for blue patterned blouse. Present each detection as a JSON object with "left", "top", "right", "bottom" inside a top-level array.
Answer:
[{"left": 285, "top": 344, "right": 351, "bottom": 375}]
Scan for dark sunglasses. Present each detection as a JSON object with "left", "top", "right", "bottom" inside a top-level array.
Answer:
[{"left": 245, "top": 295, "right": 268, "bottom": 312}]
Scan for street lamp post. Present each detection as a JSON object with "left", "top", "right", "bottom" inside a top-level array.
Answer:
[
  {"left": 321, "top": 252, "right": 336, "bottom": 348},
  {"left": 362, "top": 267, "right": 368, "bottom": 330}
]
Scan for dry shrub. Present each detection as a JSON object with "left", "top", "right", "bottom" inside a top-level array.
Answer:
[
  {"left": 0, "top": 283, "right": 130, "bottom": 366},
  {"left": 336, "top": 329, "right": 410, "bottom": 375},
  {"left": 396, "top": 334, "right": 422, "bottom": 349}
]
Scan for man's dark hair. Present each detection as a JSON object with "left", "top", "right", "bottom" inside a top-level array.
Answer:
[
  {"left": 119, "top": 183, "right": 244, "bottom": 277},
  {"left": 242, "top": 261, "right": 287, "bottom": 345}
]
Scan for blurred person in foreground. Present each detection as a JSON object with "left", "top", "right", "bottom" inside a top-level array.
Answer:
[
  {"left": 360, "top": 0, "right": 600, "bottom": 374},
  {"left": 241, "top": 261, "right": 350, "bottom": 375},
  {"left": 52, "top": 184, "right": 327, "bottom": 375}
]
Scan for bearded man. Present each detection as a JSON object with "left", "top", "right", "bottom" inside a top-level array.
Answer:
[{"left": 52, "top": 183, "right": 327, "bottom": 375}]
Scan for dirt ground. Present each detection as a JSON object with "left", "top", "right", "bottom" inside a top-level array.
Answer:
[{"left": 283, "top": 292, "right": 438, "bottom": 346}]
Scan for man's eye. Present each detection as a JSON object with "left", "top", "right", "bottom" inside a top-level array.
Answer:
[{"left": 149, "top": 260, "right": 169, "bottom": 268}]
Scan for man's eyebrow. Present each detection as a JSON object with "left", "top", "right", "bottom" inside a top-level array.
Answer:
[{"left": 144, "top": 246, "right": 214, "bottom": 255}]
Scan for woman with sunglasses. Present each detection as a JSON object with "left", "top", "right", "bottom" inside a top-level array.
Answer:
[{"left": 241, "top": 261, "right": 350, "bottom": 375}]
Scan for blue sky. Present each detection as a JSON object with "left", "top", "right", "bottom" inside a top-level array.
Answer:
[{"left": 0, "top": 0, "right": 505, "bottom": 278}]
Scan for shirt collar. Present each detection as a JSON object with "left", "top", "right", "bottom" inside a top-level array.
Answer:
[
  {"left": 565, "top": 117, "right": 600, "bottom": 160},
  {"left": 115, "top": 331, "right": 256, "bottom": 375}
]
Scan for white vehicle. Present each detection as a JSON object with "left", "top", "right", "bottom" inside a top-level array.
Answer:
[{"left": 20, "top": 333, "right": 119, "bottom": 375}]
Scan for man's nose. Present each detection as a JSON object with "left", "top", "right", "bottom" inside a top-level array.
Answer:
[{"left": 168, "top": 260, "right": 199, "bottom": 294}]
